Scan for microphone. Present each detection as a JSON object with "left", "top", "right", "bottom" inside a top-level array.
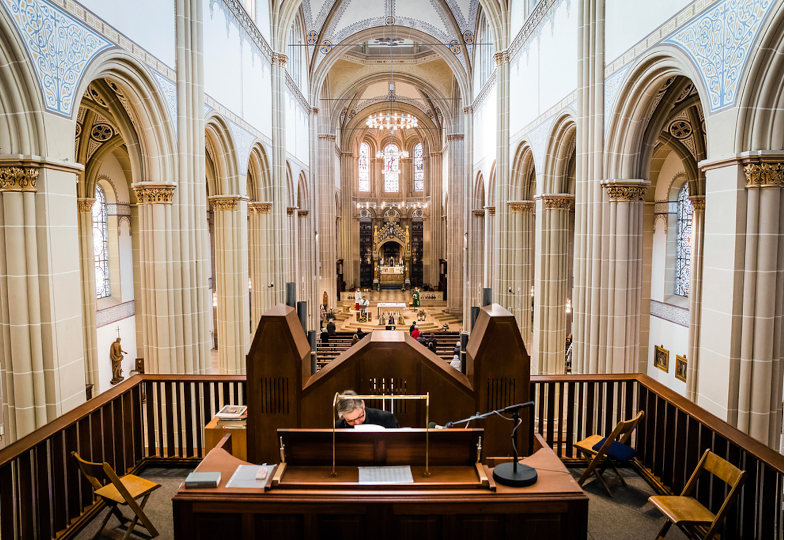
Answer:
[{"left": 427, "top": 421, "right": 445, "bottom": 429}]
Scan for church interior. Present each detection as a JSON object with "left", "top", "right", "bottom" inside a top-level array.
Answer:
[{"left": 0, "top": 0, "right": 781, "bottom": 538}]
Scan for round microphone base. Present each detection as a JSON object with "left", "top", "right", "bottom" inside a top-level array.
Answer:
[{"left": 492, "top": 462, "right": 538, "bottom": 487}]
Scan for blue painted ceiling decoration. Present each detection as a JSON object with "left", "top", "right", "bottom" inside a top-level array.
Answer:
[
  {"left": 664, "top": 0, "right": 775, "bottom": 112},
  {"left": 2, "top": 0, "right": 113, "bottom": 117}
]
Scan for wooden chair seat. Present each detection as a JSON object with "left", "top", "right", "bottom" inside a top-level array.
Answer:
[
  {"left": 648, "top": 495, "right": 715, "bottom": 524},
  {"left": 574, "top": 434, "right": 603, "bottom": 455},
  {"left": 95, "top": 474, "right": 160, "bottom": 504}
]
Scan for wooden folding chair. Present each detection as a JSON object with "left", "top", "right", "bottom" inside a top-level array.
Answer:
[
  {"left": 575, "top": 410, "right": 644, "bottom": 496},
  {"left": 649, "top": 449, "right": 746, "bottom": 539},
  {"left": 71, "top": 451, "right": 160, "bottom": 539}
]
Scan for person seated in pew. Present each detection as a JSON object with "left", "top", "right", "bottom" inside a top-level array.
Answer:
[{"left": 335, "top": 390, "right": 399, "bottom": 428}]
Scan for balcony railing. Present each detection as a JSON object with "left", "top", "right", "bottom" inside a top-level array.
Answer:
[{"left": 0, "top": 373, "right": 780, "bottom": 539}]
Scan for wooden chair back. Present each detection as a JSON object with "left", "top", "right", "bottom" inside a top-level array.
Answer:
[
  {"left": 71, "top": 451, "right": 108, "bottom": 492},
  {"left": 680, "top": 449, "right": 746, "bottom": 539},
  {"left": 594, "top": 410, "right": 644, "bottom": 458}
]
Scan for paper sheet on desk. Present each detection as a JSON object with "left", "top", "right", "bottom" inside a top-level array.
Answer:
[
  {"left": 225, "top": 464, "right": 276, "bottom": 488},
  {"left": 358, "top": 466, "right": 414, "bottom": 484}
]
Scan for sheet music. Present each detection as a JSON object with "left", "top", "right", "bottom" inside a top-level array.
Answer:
[
  {"left": 358, "top": 466, "right": 414, "bottom": 484},
  {"left": 225, "top": 464, "right": 275, "bottom": 488}
]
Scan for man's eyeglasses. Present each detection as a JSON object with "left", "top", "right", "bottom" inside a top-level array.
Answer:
[{"left": 343, "top": 407, "right": 366, "bottom": 425}]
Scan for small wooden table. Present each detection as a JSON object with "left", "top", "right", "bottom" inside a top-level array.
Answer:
[{"left": 204, "top": 417, "right": 247, "bottom": 461}]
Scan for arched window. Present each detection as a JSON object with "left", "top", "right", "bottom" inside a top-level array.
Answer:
[
  {"left": 93, "top": 185, "right": 111, "bottom": 299},
  {"left": 674, "top": 183, "right": 692, "bottom": 297},
  {"left": 358, "top": 142, "right": 370, "bottom": 192},
  {"left": 413, "top": 143, "right": 424, "bottom": 192},
  {"left": 383, "top": 144, "right": 400, "bottom": 192}
]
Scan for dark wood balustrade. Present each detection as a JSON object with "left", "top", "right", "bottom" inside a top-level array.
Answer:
[{"left": 0, "top": 373, "right": 780, "bottom": 539}]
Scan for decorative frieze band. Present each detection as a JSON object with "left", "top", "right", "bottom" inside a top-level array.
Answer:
[
  {"left": 744, "top": 161, "right": 783, "bottom": 188},
  {"left": 248, "top": 201, "right": 272, "bottom": 214},
  {"left": 508, "top": 200, "right": 535, "bottom": 213},
  {"left": 688, "top": 195, "right": 705, "bottom": 210},
  {"left": 209, "top": 195, "right": 246, "bottom": 211},
  {"left": 132, "top": 183, "right": 175, "bottom": 204},
  {"left": 0, "top": 166, "right": 39, "bottom": 192},
  {"left": 77, "top": 197, "right": 96, "bottom": 212},
  {"left": 601, "top": 180, "right": 650, "bottom": 202},
  {"left": 536, "top": 194, "right": 575, "bottom": 210}
]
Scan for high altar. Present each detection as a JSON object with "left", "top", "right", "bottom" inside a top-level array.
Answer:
[{"left": 374, "top": 220, "right": 409, "bottom": 289}]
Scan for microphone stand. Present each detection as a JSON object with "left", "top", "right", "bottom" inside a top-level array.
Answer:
[{"left": 444, "top": 402, "right": 537, "bottom": 487}]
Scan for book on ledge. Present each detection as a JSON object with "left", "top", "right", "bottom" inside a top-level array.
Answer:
[
  {"left": 184, "top": 471, "right": 221, "bottom": 488},
  {"left": 216, "top": 404, "right": 247, "bottom": 420}
]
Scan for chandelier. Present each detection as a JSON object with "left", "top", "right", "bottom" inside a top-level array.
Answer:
[{"left": 366, "top": 111, "right": 418, "bottom": 132}]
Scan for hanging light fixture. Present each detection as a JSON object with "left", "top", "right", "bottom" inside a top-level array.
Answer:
[{"left": 366, "top": 111, "right": 418, "bottom": 132}]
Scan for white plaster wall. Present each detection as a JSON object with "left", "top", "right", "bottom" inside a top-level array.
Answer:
[
  {"left": 285, "top": 91, "right": 310, "bottom": 166},
  {"left": 509, "top": 0, "right": 577, "bottom": 138},
  {"left": 651, "top": 221, "right": 666, "bottom": 300},
  {"left": 242, "top": 43, "right": 273, "bottom": 137},
  {"left": 646, "top": 316, "right": 688, "bottom": 394},
  {"left": 472, "top": 82, "right": 497, "bottom": 169},
  {"left": 605, "top": 0, "right": 691, "bottom": 64},
  {"left": 509, "top": 0, "right": 526, "bottom": 39},
  {"left": 79, "top": 0, "right": 176, "bottom": 68},
  {"left": 119, "top": 219, "right": 134, "bottom": 303},
  {"left": 95, "top": 316, "right": 138, "bottom": 395},
  {"left": 253, "top": 0, "right": 271, "bottom": 41}
]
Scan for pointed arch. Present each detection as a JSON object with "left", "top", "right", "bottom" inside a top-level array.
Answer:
[
  {"left": 543, "top": 113, "right": 576, "bottom": 195},
  {"left": 248, "top": 143, "right": 272, "bottom": 201},
  {"left": 511, "top": 142, "right": 536, "bottom": 200},
  {"left": 205, "top": 114, "right": 241, "bottom": 196}
]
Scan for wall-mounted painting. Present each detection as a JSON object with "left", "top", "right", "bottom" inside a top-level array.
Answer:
[
  {"left": 675, "top": 355, "right": 687, "bottom": 382},
  {"left": 654, "top": 345, "right": 669, "bottom": 372}
]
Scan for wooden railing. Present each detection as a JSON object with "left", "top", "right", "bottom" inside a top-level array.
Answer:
[{"left": 0, "top": 373, "right": 780, "bottom": 538}]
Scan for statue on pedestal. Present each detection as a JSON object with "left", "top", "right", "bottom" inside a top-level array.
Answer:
[{"left": 110, "top": 337, "right": 127, "bottom": 385}]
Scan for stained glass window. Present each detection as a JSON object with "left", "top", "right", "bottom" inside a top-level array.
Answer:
[
  {"left": 414, "top": 143, "right": 424, "bottom": 192},
  {"left": 93, "top": 185, "right": 111, "bottom": 299},
  {"left": 358, "top": 143, "right": 370, "bottom": 192},
  {"left": 383, "top": 144, "right": 400, "bottom": 192},
  {"left": 674, "top": 183, "right": 692, "bottom": 297}
]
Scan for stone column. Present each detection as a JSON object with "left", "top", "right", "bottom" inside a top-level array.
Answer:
[
  {"left": 734, "top": 159, "right": 783, "bottom": 446},
  {"left": 298, "top": 208, "right": 315, "bottom": 326},
  {"left": 510, "top": 201, "right": 535, "bottom": 350},
  {"left": 208, "top": 195, "right": 249, "bottom": 373},
  {"left": 317, "top": 134, "right": 337, "bottom": 311},
  {"left": 0, "top": 165, "right": 86, "bottom": 439},
  {"left": 533, "top": 195, "right": 574, "bottom": 374},
  {"left": 686, "top": 195, "right": 705, "bottom": 401},
  {"left": 483, "top": 206, "right": 495, "bottom": 288},
  {"left": 601, "top": 180, "right": 649, "bottom": 373},
  {"left": 77, "top": 197, "right": 98, "bottom": 387},
  {"left": 132, "top": 183, "right": 178, "bottom": 373},
  {"left": 447, "top": 133, "right": 465, "bottom": 316},
  {"left": 470, "top": 208, "right": 485, "bottom": 307},
  {"left": 287, "top": 206, "right": 298, "bottom": 291},
  {"left": 340, "top": 151, "right": 354, "bottom": 288},
  {"left": 175, "top": 0, "right": 211, "bottom": 372},
  {"left": 493, "top": 51, "right": 511, "bottom": 310},
  {"left": 573, "top": 0, "right": 605, "bottom": 373},
  {"left": 427, "top": 150, "right": 443, "bottom": 286},
  {"left": 249, "top": 201, "right": 272, "bottom": 333},
  {"left": 270, "top": 53, "right": 290, "bottom": 303}
]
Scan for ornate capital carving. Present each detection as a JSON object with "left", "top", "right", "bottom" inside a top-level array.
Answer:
[
  {"left": 486, "top": 206, "right": 496, "bottom": 216},
  {"left": 508, "top": 200, "right": 535, "bottom": 213},
  {"left": 209, "top": 195, "right": 244, "bottom": 211},
  {"left": 272, "top": 52, "right": 288, "bottom": 67},
  {"left": 688, "top": 195, "right": 705, "bottom": 210},
  {"left": 472, "top": 209, "right": 485, "bottom": 217},
  {"left": 446, "top": 133, "right": 464, "bottom": 141},
  {"left": 77, "top": 197, "right": 96, "bottom": 212},
  {"left": 601, "top": 180, "right": 650, "bottom": 202},
  {"left": 286, "top": 206, "right": 297, "bottom": 216},
  {"left": 298, "top": 209, "right": 309, "bottom": 217},
  {"left": 310, "top": 107, "right": 319, "bottom": 115},
  {"left": 463, "top": 106, "right": 473, "bottom": 115},
  {"left": 132, "top": 183, "right": 175, "bottom": 204},
  {"left": 744, "top": 161, "right": 783, "bottom": 188},
  {"left": 536, "top": 194, "right": 575, "bottom": 210},
  {"left": 318, "top": 134, "right": 336, "bottom": 141},
  {"left": 248, "top": 201, "right": 272, "bottom": 214},
  {"left": 0, "top": 166, "right": 39, "bottom": 192},
  {"left": 493, "top": 50, "right": 509, "bottom": 65}
]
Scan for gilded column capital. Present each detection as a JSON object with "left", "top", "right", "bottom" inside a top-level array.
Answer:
[
  {"left": 77, "top": 197, "right": 96, "bottom": 212},
  {"left": 132, "top": 183, "right": 175, "bottom": 204},
  {"left": 208, "top": 195, "right": 246, "bottom": 211},
  {"left": 688, "top": 195, "right": 705, "bottom": 210},
  {"left": 493, "top": 50, "right": 510, "bottom": 65},
  {"left": 744, "top": 161, "right": 783, "bottom": 188},
  {"left": 286, "top": 206, "right": 297, "bottom": 216},
  {"left": 446, "top": 133, "right": 464, "bottom": 141},
  {"left": 463, "top": 106, "right": 473, "bottom": 115},
  {"left": 486, "top": 206, "right": 496, "bottom": 216},
  {"left": 472, "top": 209, "right": 485, "bottom": 217},
  {"left": 508, "top": 200, "right": 535, "bottom": 213},
  {"left": 601, "top": 179, "right": 650, "bottom": 202},
  {"left": 248, "top": 201, "right": 272, "bottom": 214},
  {"left": 310, "top": 107, "right": 319, "bottom": 115},
  {"left": 0, "top": 166, "right": 39, "bottom": 192},
  {"left": 272, "top": 52, "right": 288, "bottom": 67},
  {"left": 298, "top": 209, "right": 309, "bottom": 217},
  {"left": 536, "top": 193, "right": 575, "bottom": 210},
  {"left": 430, "top": 150, "right": 442, "bottom": 157},
  {"left": 318, "top": 134, "right": 336, "bottom": 141}
]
